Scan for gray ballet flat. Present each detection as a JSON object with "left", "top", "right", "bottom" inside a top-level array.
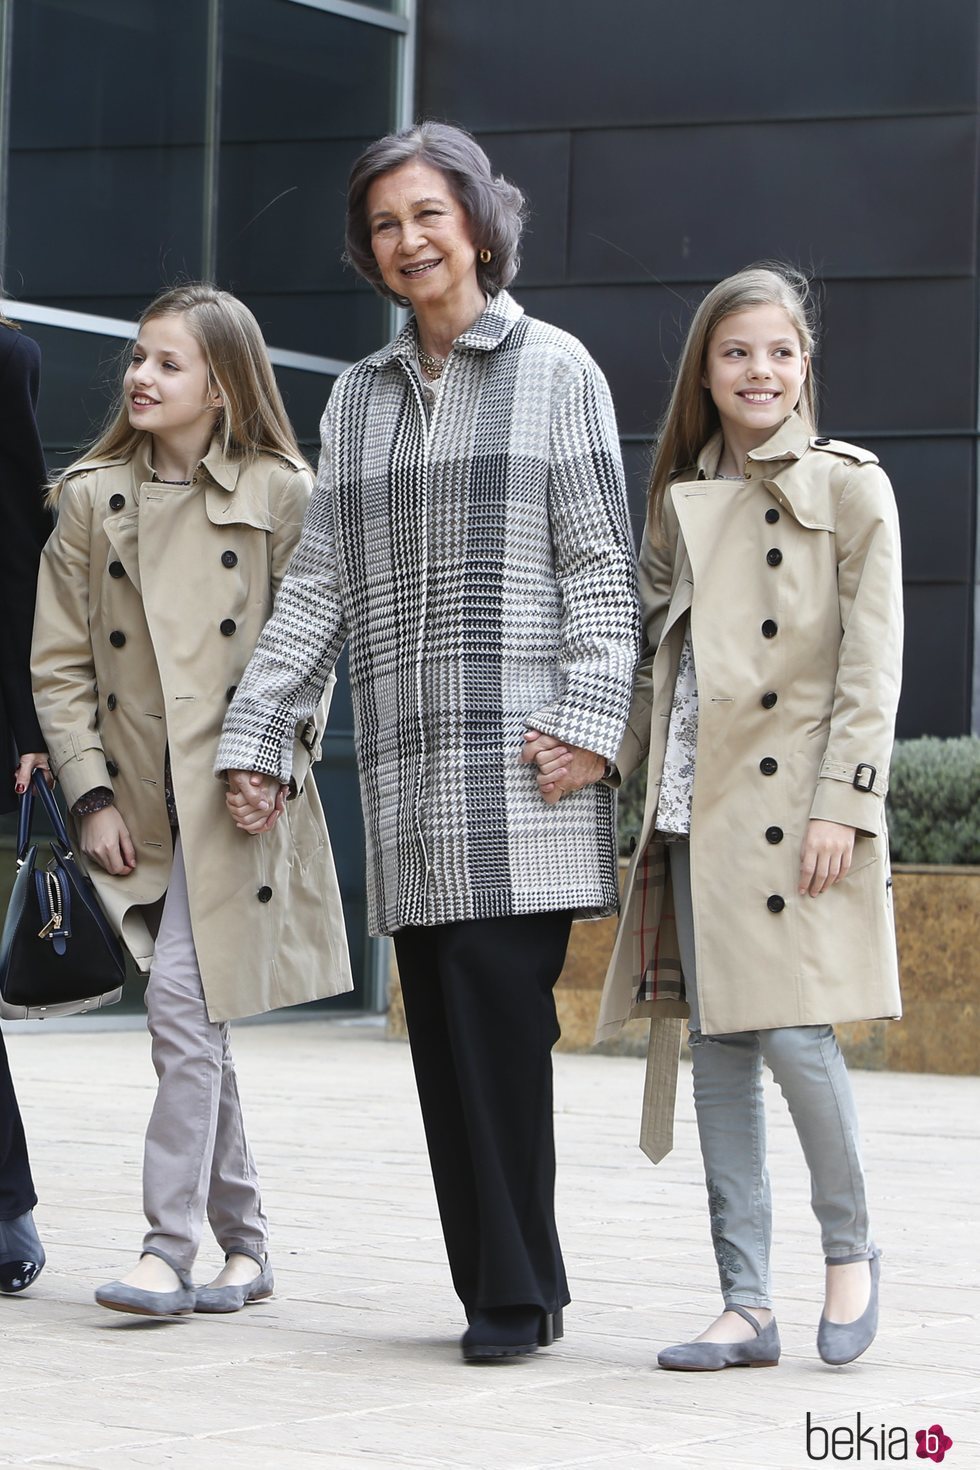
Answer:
[
  {"left": 658, "top": 1303, "right": 781, "bottom": 1371},
  {"left": 95, "top": 1271, "right": 195, "bottom": 1317},
  {"left": 818, "top": 1249, "right": 881, "bottom": 1366},
  {"left": 193, "top": 1251, "right": 273, "bottom": 1314}
]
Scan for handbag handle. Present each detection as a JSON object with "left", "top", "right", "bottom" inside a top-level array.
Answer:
[{"left": 17, "top": 770, "right": 75, "bottom": 862}]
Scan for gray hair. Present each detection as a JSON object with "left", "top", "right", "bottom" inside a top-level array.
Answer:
[{"left": 345, "top": 121, "right": 526, "bottom": 306}]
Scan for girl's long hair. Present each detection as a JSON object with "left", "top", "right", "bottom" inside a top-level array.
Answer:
[
  {"left": 48, "top": 283, "right": 302, "bottom": 505},
  {"left": 649, "top": 264, "right": 818, "bottom": 539}
]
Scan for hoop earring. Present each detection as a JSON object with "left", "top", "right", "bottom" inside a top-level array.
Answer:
[{"left": 479, "top": 248, "right": 492, "bottom": 264}]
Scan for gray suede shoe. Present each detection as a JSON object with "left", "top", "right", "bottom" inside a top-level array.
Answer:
[
  {"left": 95, "top": 1272, "right": 195, "bottom": 1317},
  {"left": 194, "top": 1253, "right": 273, "bottom": 1314},
  {"left": 818, "top": 1249, "right": 881, "bottom": 1365},
  {"left": 658, "top": 1304, "right": 781, "bottom": 1371}
]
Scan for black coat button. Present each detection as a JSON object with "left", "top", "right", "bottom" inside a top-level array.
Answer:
[
  {"left": 628, "top": 835, "right": 637, "bottom": 854},
  {"left": 765, "top": 826, "right": 784, "bottom": 844},
  {"left": 813, "top": 437, "right": 830, "bottom": 446},
  {"left": 108, "top": 561, "right": 125, "bottom": 579},
  {"left": 106, "top": 693, "right": 117, "bottom": 711},
  {"left": 221, "top": 550, "right": 238, "bottom": 568},
  {"left": 226, "top": 684, "right": 237, "bottom": 702},
  {"left": 760, "top": 756, "right": 778, "bottom": 776},
  {"left": 108, "top": 493, "right": 126, "bottom": 511},
  {"left": 765, "top": 508, "right": 779, "bottom": 524},
  {"left": 767, "top": 894, "right": 786, "bottom": 913},
  {"left": 762, "top": 619, "right": 778, "bottom": 638},
  {"left": 761, "top": 691, "right": 778, "bottom": 709},
  {"left": 766, "top": 548, "right": 783, "bottom": 566},
  {"left": 105, "top": 759, "right": 119, "bottom": 777},
  {"left": 220, "top": 619, "right": 237, "bottom": 637},
  {"left": 257, "top": 885, "right": 273, "bottom": 903},
  {"left": 109, "top": 630, "right": 126, "bottom": 648}
]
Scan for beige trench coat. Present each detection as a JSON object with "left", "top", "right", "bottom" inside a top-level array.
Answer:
[
  {"left": 31, "top": 439, "right": 352, "bottom": 1022},
  {"left": 596, "top": 414, "right": 903, "bottom": 1157}
]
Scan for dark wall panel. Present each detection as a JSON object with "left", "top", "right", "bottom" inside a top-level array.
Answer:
[
  {"left": 569, "top": 117, "right": 977, "bottom": 283},
  {"left": 862, "top": 438, "right": 975, "bottom": 586},
  {"left": 819, "top": 279, "right": 977, "bottom": 434},
  {"left": 899, "top": 586, "right": 973, "bottom": 738},
  {"left": 421, "top": 0, "right": 978, "bottom": 132},
  {"left": 473, "top": 132, "right": 571, "bottom": 284}
]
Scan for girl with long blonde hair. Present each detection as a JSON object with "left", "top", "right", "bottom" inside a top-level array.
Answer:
[{"left": 33, "top": 283, "right": 351, "bottom": 1317}]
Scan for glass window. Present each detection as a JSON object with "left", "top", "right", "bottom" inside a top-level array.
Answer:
[
  {"left": 271, "top": 363, "right": 335, "bottom": 460},
  {"left": 27, "top": 322, "right": 131, "bottom": 470},
  {"left": 219, "top": 0, "right": 394, "bottom": 358},
  {"left": 7, "top": 0, "right": 208, "bottom": 311}
]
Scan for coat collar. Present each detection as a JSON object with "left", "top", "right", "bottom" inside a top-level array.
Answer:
[
  {"left": 692, "top": 412, "right": 835, "bottom": 531},
  {"left": 364, "top": 290, "right": 526, "bottom": 370},
  {"left": 694, "top": 411, "right": 811, "bottom": 480},
  {"left": 131, "top": 436, "right": 242, "bottom": 493}
]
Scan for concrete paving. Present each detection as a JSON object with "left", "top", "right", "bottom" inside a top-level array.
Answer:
[{"left": 1, "top": 1016, "right": 977, "bottom": 1469}]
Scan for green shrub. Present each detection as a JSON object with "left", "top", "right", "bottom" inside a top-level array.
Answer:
[
  {"left": 616, "top": 736, "right": 980, "bottom": 865},
  {"left": 886, "top": 735, "right": 980, "bottom": 865}
]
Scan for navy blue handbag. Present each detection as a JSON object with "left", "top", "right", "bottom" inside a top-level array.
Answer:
[{"left": 0, "top": 771, "right": 125, "bottom": 1018}]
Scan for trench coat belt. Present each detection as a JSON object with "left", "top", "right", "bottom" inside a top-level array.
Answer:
[{"left": 639, "top": 1015, "right": 685, "bottom": 1163}]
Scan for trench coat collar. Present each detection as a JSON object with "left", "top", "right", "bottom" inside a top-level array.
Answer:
[
  {"left": 694, "top": 411, "right": 811, "bottom": 480},
  {"left": 128, "top": 436, "right": 242, "bottom": 494},
  {"left": 365, "top": 289, "right": 526, "bottom": 371},
  {"left": 693, "top": 413, "right": 836, "bottom": 531}
]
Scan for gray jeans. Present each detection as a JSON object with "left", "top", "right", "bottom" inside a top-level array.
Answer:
[
  {"left": 670, "top": 841, "right": 872, "bottom": 1308},
  {"left": 141, "top": 838, "right": 267, "bottom": 1275}
]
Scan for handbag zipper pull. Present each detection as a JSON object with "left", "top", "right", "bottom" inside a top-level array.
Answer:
[{"left": 38, "top": 867, "right": 65, "bottom": 939}]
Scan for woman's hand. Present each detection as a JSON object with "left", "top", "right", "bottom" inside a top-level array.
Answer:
[
  {"left": 521, "top": 730, "right": 605, "bottom": 806},
  {"left": 13, "top": 752, "right": 52, "bottom": 795},
  {"left": 798, "top": 820, "right": 856, "bottom": 896},
  {"left": 79, "top": 807, "right": 137, "bottom": 876},
  {"left": 225, "top": 770, "right": 288, "bottom": 833}
]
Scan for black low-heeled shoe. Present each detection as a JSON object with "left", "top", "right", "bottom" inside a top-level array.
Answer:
[
  {"left": 0, "top": 1258, "right": 44, "bottom": 1295},
  {"left": 0, "top": 1212, "right": 45, "bottom": 1294},
  {"left": 461, "top": 1305, "right": 564, "bottom": 1363}
]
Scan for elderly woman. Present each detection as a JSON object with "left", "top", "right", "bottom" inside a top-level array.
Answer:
[{"left": 217, "top": 122, "right": 639, "bottom": 1362}]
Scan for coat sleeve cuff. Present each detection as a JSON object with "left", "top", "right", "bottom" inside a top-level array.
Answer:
[
  {"left": 526, "top": 703, "right": 627, "bottom": 764},
  {"left": 50, "top": 742, "right": 113, "bottom": 809},
  {"left": 809, "top": 776, "right": 883, "bottom": 836}
]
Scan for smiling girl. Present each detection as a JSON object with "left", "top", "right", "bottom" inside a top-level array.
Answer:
[
  {"left": 590, "top": 265, "right": 904, "bottom": 1369},
  {"left": 31, "top": 283, "right": 351, "bottom": 1316}
]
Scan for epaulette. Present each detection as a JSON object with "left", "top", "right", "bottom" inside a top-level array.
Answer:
[{"left": 807, "top": 437, "right": 878, "bottom": 466}]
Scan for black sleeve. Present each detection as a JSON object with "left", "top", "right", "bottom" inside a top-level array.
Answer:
[{"left": 0, "top": 328, "right": 51, "bottom": 757}]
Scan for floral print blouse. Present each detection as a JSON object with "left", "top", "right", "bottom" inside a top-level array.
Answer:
[{"left": 654, "top": 619, "right": 698, "bottom": 838}]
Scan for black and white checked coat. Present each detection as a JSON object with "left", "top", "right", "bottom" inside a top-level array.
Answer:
[{"left": 217, "top": 292, "right": 640, "bottom": 935}]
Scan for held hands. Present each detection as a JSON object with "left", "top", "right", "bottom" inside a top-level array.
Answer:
[
  {"left": 521, "top": 729, "right": 605, "bottom": 806},
  {"left": 225, "top": 769, "right": 288, "bottom": 834},
  {"left": 14, "top": 753, "right": 52, "bottom": 795},
  {"left": 79, "top": 806, "right": 137, "bottom": 876},
  {"left": 799, "top": 819, "right": 856, "bottom": 897}
]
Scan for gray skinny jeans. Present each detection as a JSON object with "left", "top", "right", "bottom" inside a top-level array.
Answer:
[
  {"left": 141, "top": 837, "right": 267, "bottom": 1276},
  {"left": 670, "top": 841, "right": 873, "bottom": 1309}
]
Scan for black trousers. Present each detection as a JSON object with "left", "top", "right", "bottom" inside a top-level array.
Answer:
[
  {"left": 394, "top": 911, "right": 573, "bottom": 1317},
  {"left": 0, "top": 1025, "right": 36, "bottom": 1222}
]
